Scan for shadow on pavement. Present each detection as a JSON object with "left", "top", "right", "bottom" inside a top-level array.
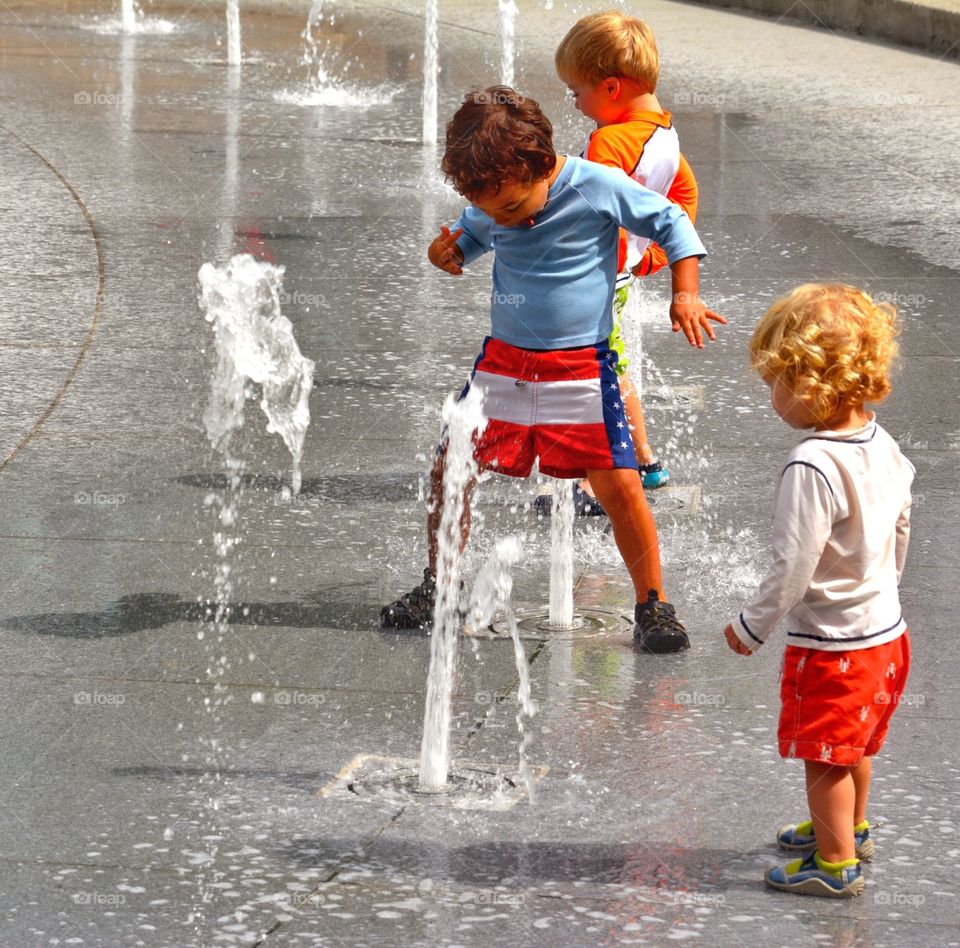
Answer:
[
  {"left": 276, "top": 835, "right": 743, "bottom": 891},
  {"left": 176, "top": 471, "right": 422, "bottom": 503},
  {"left": 112, "top": 763, "right": 329, "bottom": 791},
  {"left": 0, "top": 591, "right": 379, "bottom": 636}
]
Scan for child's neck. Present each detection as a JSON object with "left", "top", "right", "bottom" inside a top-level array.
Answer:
[
  {"left": 815, "top": 403, "right": 871, "bottom": 432},
  {"left": 546, "top": 154, "right": 566, "bottom": 187},
  {"left": 605, "top": 91, "right": 663, "bottom": 125}
]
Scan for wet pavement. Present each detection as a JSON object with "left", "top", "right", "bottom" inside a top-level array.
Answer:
[{"left": 0, "top": 0, "right": 958, "bottom": 944}]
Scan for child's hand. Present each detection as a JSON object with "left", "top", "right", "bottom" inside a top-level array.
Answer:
[
  {"left": 428, "top": 226, "right": 465, "bottom": 275},
  {"left": 724, "top": 623, "right": 753, "bottom": 655},
  {"left": 670, "top": 292, "right": 727, "bottom": 348}
]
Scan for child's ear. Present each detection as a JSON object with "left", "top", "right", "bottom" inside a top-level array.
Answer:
[{"left": 605, "top": 77, "right": 621, "bottom": 99}]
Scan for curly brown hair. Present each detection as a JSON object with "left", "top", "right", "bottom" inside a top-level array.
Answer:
[{"left": 441, "top": 86, "right": 556, "bottom": 199}]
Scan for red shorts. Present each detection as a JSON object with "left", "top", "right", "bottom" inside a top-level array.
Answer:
[
  {"left": 778, "top": 631, "right": 911, "bottom": 766},
  {"left": 461, "top": 337, "right": 636, "bottom": 479}
]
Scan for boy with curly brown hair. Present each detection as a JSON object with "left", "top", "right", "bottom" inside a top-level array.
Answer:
[{"left": 380, "top": 86, "right": 724, "bottom": 652}]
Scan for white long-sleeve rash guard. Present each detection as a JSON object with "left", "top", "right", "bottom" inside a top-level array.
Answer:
[{"left": 732, "top": 415, "right": 915, "bottom": 653}]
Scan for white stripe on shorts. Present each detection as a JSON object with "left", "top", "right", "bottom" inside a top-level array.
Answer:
[{"left": 471, "top": 370, "right": 604, "bottom": 427}]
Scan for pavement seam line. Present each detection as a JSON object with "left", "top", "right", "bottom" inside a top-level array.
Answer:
[
  {"left": 251, "top": 638, "right": 549, "bottom": 944},
  {"left": 0, "top": 124, "right": 104, "bottom": 473},
  {"left": 460, "top": 638, "right": 547, "bottom": 746},
  {"left": 251, "top": 807, "right": 406, "bottom": 947}
]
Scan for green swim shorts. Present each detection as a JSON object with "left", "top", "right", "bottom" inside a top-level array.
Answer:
[{"left": 609, "top": 283, "right": 631, "bottom": 376}]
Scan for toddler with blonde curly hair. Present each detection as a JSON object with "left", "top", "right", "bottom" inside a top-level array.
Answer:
[{"left": 725, "top": 283, "right": 915, "bottom": 898}]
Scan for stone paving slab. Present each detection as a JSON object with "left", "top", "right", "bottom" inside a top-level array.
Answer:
[{"left": 0, "top": 0, "right": 958, "bottom": 945}]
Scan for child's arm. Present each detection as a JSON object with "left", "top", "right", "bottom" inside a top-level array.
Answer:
[
  {"left": 427, "top": 207, "right": 495, "bottom": 276},
  {"left": 428, "top": 226, "right": 465, "bottom": 275},
  {"left": 593, "top": 167, "right": 725, "bottom": 348},
  {"left": 895, "top": 495, "right": 912, "bottom": 583},
  {"left": 727, "top": 462, "right": 837, "bottom": 654},
  {"left": 427, "top": 207, "right": 493, "bottom": 276},
  {"left": 584, "top": 131, "right": 701, "bottom": 282},
  {"left": 669, "top": 256, "right": 722, "bottom": 348},
  {"left": 634, "top": 154, "right": 699, "bottom": 278},
  {"left": 724, "top": 624, "right": 752, "bottom": 655}
]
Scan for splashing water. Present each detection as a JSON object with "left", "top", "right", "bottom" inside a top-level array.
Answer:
[
  {"left": 507, "top": 599, "right": 538, "bottom": 801},
  {"left": 419, "top": 387, "right": 487, "bottom": 790},
  {"left": 621, "top": 280, "right": 705, "bottom": 480},
  {"left": 274, "top": 85, "right": 399, "bottom": 108},
  {"left": 571, "top": 281, "right": 767, "bottom": 600},
  {"left": 193, "top": 254, "right": 313, "bottom": 930},
  {"left": 422, "top": 0, "right": 439, "bottom": 144},
  {"left": 198, "top": 254, "right": 315, "bottom": 494},
  {"left": 121, "top": 0, "right": 137, "bottom": 33},
  {"left": 275, "top": 2, "right": 401, "bottom": 108},
  {"left": 226, "top": 0, "right": 241, "bottom": 66},
  {"left": 190, "top": 467, "right": 240, "bottom": 935},
  {"left": 468, "top": 537, "right": 539, "bottom": 800},
  {"left": 468, "top": 536, "right": 521, "bottom": 631},
  {"left": 497, "top": 0, "right": 519, "bottom": 86},
  {"left": 549, "top": 479, "right": 575, "bottom": 628},
  {"left": 302, "top": 0, "right": 330, "bottom": 88},
  {"left": 83, "top": 8, "right": 177, "bottom": 32}
]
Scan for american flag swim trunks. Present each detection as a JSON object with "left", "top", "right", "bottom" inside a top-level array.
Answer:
[{"left": 458, "top": 336, "right": 637, "bottom": 479}]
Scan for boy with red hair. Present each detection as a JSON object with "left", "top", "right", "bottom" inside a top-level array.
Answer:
[{"left": 555, "top": 10, "right": 701, "bottom": 507}]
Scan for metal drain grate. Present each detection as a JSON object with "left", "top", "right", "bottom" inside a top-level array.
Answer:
[
  {"left": 479, "top": 607, "right": 633, "bottom": 641},
  {"left": 319, "top": 755, "right": 548, "bottom": 811}
]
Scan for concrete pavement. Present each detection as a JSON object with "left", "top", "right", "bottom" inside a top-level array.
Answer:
[{"left": 0, "top": 0, "right": 957, "bottom": 944}]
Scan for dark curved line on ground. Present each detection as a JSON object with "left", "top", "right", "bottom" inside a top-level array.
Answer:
[{"left": 0, "top": 123, "right": 104, "bottom": 472}]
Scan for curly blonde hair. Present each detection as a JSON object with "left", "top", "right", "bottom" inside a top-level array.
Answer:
[
  {"left": 555, "top": 11, "right": 659, "bottom": 92},
  {"left": 749, "top": 284, "right": 900, "bottom": 421}
]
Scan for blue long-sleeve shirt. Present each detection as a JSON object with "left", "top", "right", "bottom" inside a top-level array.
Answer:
[{"left": 454, "top": 156, "right": 706, "bottom": 350}]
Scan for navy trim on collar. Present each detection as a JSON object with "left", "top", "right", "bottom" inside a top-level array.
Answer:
[{"left": 781, "top": 460, "right": 835, "bottom": 497}]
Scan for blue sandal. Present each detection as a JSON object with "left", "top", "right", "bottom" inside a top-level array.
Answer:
[
  {"left": 765, "top": 849, "right": 864, "bottom": 898},
  {"left": 640, "top": 460, "right": 670, "bottom": 489},
  {"left": 777, "top": 819, "right": 874, "bottom": 861}
]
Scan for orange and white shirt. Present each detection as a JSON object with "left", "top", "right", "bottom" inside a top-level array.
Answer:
[{"left": 582, "top": 109, "right": 698, "bottom": 276}]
